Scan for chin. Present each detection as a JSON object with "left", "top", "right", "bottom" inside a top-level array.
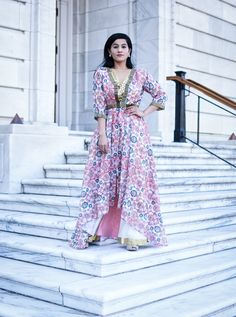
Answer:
[{"left": 115, "top": 58, "right": 126, "bottom": 62}]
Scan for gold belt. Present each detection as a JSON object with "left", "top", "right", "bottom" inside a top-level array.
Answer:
[{"left": 106, "top": 103, "right": 138, "bottom": 110}]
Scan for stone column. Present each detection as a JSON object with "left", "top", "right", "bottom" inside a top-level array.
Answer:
[
  {"left": 27, "top": 0, "right": 57, "bottom": 123},
  {"left": 157, "top": 0, "right": 176, "bottom": 143}
]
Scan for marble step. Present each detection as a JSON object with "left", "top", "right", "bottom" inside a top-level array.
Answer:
[
  {"left": 65, "top": 143, "right": 195, "bottom": 159},
  {"left": 154, "top": 152, "right": 236, "bottom": 164},
  {"left": 192, "top": 148, "right": 236, "bottom": 157},
  {"left": 159, "top": 176, "right": 236, "bottom": 194},
  {"left": 161, "top": 190, "right": 236, "bottom": 212},
  {"left": 65, "top": 141, "right": 236, "bottom": 156},
  {"left": 21, "top": 179, "right": 83, "bottom": 196},
  {"left": 1, "top": 248, "right": 236, "bottom": 315},
  {"left": 165, "top": 206, "right": 236, "bottom": 234},
  {"left": 109, "top": 277, "right": 236, "bottom": 317},
  {"left": 44, "top": 163, "right": 236, "bottom": 180},
  {"left": 200, "top": 142, "right": 236, "bottom": 151},
  {"left": 152, "top": 141, "right": 236, "bottom": 155},
  {"left": 64, "top": 150, "right": 236, "bottom": 165},
  {"left": 0, "top": 205, "right": 235, "bottom": 244},
  {"left": 1, "top": 224, "right": 236, "bottom": 277},
  {"left": 0, "top": 289, "right": 87, "bottom": 317},
  {"left": 0, "top": 190, "right": 236, "bottom": 216},
  {"left": 157, "top": 167, "right": 236, "bottom": 178},
  {"left": 44, "top": 164, "right": 85, "bottom": 179},
  {"left": 1, "top": 276, "right": 236, "bottom": 317},
  {"left": 0, "top": 209, "right": 73, "bottom": 240},
  {"left": 21, "top": 176, "right": 236, "bottom": 196}
]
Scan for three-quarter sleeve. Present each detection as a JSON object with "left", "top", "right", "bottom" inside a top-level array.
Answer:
[
  {"left": 93, "top": 69, "right": 106, "bottom": 120},
  {"left": 143, "top": 71, "right": 167, "bottom": 110}
]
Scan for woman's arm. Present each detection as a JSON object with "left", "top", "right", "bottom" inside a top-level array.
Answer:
[
  {"left": 97, "top": 117, "right": 108, "bottom": 153},
  {"left": 93, "top": 68, "right": 108, "bottom": 154},
  {"left": 126, "top": 104, "right": 161, "bottom": 118},
  {"left": 127, "top": 70, "right": 167, "bottom": 118},
  {"left": 143, "top": 71, "right": 167, "bottom": 111}
]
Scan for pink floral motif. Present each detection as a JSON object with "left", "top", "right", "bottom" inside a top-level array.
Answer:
[{"left": 70, "top": 67, "right": 168, "bottom": 249}]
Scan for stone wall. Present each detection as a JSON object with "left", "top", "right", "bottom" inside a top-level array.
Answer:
[
  {"left": 174, "top": 0, "right": 236, "bottom": 140},
  {"left": 0, "top": 0, "right": 56, "bottom": 124},
  {"left": 0, "top": 0, "right": 235, "bottom": 141},
  {"left": 72, "top": 0, "right": 169, "bottom": 138}
]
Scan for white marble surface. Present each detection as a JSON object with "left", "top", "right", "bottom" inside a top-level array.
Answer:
[
  {"left": 161, "top": 189, "right": 236, "bottom": 213},
  {"left": 44, "top": 161, "right": 236, "bottom": 180},
  {"left": 0, "top": 209, "right": 74, "bottom": 239},
  {"left": 0, "top": 257, "right": 92, "bottom": 288},
  {"left": 1, "top": 248, "right": 236, "bottom": 315},
  {"left": 0, "top": 190, "right": 236, "bottom": 217},
  {"left": 65, "top": 149, "right": 236, "bottom": 163},
  {"left": 164, "top": 205, "right": 236, "bottom": 234},
  {"left": 0, "top": 141, "right": 236, "bottom": 315},
  {"left": 0, "top": 193, "right": 81, "bottom": 216},
  {"left": 44, "top": 164, "right": 85, "bottom": 179},
  {"left": 21, "top": 175, "right": 236, "bottom": 196},
  {"left": 108, "top": 277, "right": 236, "bottom": 317},
  {"left": 61, "top": 248, "right": 236, "bottom": 315},
  {"left": 1, "top": 204, "right": 236, "bottom": 241},
  {"left": 0, "top": 290, "right": 89, "bottom": 317},
  {"left": 22, "top": 178, "right": 83, "bottom": 196},
  {"left": 0, "top": 189, "right": 236, "bottom": 218},
  {"left": 0, "top": 224, "right": 235, "bottom": 277},
  {"left": 0, "top": 223, "right": 236, "bottom": 274},
  {"left": 158, "top": 176, "right": 236, "bottom": 194},
  {"left": 0, "top": 128, "right": 82, "bottom": 194}
]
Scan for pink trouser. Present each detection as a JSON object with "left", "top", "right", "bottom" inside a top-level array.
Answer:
[{"left": 96, "top": 197, "right": 121, "bottom": 238}]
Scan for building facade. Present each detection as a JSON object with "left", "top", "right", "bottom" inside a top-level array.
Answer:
[
  {"left": 0, "top": 0, "right": 236, "bottom": 193},
  {"left": 1, "top": 0, "right": 236, "bottom": 139}
]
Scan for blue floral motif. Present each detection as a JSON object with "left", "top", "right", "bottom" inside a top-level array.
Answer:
[
  {"left": 82, "top": 202, "right": 88, "bottom": 208},
  {"left": 131, "top": 136, "right": 137, "bottom": 143},
  {"left": 131, "top": 189, "right": 137, "bottom": 197},
  {"left": 148, "top": 149, "right": 153, "bottom": 156}
]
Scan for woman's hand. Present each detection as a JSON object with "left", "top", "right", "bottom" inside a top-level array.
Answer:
[
  {"left": 126, "top": 106, "right": 144, "bottom": 118},
  {"left": 98, "top": 134, "right": 108, "bottom": 154}
]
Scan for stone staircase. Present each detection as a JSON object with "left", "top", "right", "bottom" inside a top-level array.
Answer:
[{"left": 0, "top": 141, "right": 236, "bottom": 316}]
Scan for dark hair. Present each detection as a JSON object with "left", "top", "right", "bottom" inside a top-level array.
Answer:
[{"left": 101, "top": 33, "right": 134, "bottom": 69}]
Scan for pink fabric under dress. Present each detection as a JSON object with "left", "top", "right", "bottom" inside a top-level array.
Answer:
[{"left": 70, "top": 67, "right": 168, "bottom": 249}]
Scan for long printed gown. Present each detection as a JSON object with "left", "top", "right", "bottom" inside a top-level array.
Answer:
[{"left": 70, "top": 67, "right": 168, "bottom": 249}]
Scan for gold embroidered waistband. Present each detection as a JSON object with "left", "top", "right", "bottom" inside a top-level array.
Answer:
[{"left": 106, "top": 103, "right": 138, "bottom": 110}]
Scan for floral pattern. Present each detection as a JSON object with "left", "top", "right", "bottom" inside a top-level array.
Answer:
[{"left": 70, "top": 67, "right": 168, "bottom": 249}]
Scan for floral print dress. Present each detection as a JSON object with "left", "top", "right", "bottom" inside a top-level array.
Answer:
[{"left": 70, "top": 67, "right": 168, "bottom": 249}]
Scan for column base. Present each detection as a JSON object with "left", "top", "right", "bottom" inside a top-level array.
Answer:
[{"left": 0, "top": 124, "right": 84, "bottom": 193}]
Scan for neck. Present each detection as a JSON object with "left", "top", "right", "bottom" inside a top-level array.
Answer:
[{"left": 113, "top": 61, "right": 128, "bottom": 70}]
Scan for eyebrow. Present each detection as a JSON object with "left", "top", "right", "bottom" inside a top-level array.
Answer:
[{"left": 112, "top": 43, "right": 127, "bottom": 46}]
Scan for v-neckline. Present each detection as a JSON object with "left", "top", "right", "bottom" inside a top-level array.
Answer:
[
  {"left": 107, "top": 67, "right": 135, "bottom": 105},
  {"left": 111, "top": 69, "right": 131, "bottom": 84}
]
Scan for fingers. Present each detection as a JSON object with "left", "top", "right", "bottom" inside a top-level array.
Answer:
[
  {"left": 126, "top": 106, "right": 143, "bottom": 117},
  {"left": 99, "top": 144, "right": 108, "bottom": 154},
  {"left": 126, "top": 106, "right": 136, "bottom": 115},
  {"left": 98, "top": 134, "right": 108, "bottom": 154}
]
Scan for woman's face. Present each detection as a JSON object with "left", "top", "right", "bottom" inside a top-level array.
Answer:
[{"left": 109, "top": 39, "right": 131, "bottom": 63}]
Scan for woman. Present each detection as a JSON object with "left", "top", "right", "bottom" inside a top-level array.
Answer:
[{"left": 70, "top": 33, "right": 168, "bottom": 251}]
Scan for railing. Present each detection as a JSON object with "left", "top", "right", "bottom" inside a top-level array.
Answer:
[{"left": 167, "top": 71, "right": 236, "bottom": 168}]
